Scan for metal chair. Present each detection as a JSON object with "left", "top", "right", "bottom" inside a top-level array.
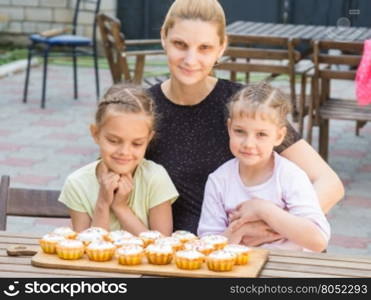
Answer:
[
  {"left": 22, "top": 0, "right": 101, "bottom": 109},
  {"left": 0, "top": 175, "right": 69, "bottom": 231}
]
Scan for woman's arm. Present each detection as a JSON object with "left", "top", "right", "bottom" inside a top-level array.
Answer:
[
  {"left": 149, "top": 201, "right": 173, "bottom": 236},
  {"left": 69, "top": 209, "right": 91, "bottom": 232},
  {"left": 112, "top": 205, "right": 148, "bottom": 236},
  {"left": 280, "top": 139, "right": 344, "bottom": 213},
  {"left": 230, "top": 199, "right": 328, "bottom": 252}
]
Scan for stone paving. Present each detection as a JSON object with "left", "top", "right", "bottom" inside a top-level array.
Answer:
[{"left": 0, "top": 59, "right": 371, "bottom": 257}]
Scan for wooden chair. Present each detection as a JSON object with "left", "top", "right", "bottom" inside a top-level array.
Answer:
[
  {"left": 97, "top": 13, "right": 166, "bottom": 85},
  {"left": 0, "top": 175, "right": 69, "bottom": 231},
  {"left": 214, "top": 34, "right": 313, "bottom": 132},
  {"left": 309, "top": 40, "right": 371, "bottom": 161}
]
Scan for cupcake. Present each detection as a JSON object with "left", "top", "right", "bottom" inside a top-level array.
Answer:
[
  {"left": 107, "top": 230, "right": 133, "bottom": 243},
  {"left": 56, "top": 239, "right": 84, "bottom": 260},
  {"left": 139, "top": 230, "right": 163, "bottom": 247},
  {"left": 171, "top": 230, "right": 198, "bottom": 243},
  {"left": 113, "top": 236, "right": 144, "bottom": 248},
  {"left": 224, "top": 244, "right": 251, "bottom": 265},
  {"left": 76, "top": 227, "right": 107, "bottom": 246},
  {"left": 39, "top": 233, "right": 66, "bottom": 254},
  {"left": 145, "top": 243, "right": 173, "bottom": 265},
  {"left": 116, "top": 245, "right": 144, "bottom": 266},
  {"left": 52, "top": 226, "right": 76, "bottom": 239},
  {"left": 200, "top": 235, "right": 228, "bottom": 250},
  {"left": 154, "top": 237, "right": 183, "bottom": 252},
  {"left": 183, "top": 239, "right": 214, "bottom": 256},
  {"left": 175, "top": 250, "right": 205, "bottom": 270},
  {"left": 86, "top": 240, "right": 116, "bottom": 262},
  {"left": 207, "top": 250, "right": 236, "bottom": 272}
]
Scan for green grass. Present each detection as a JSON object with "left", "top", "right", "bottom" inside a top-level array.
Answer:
[{"left": 0, "top": 48, "right": 28, "bottom": 65}]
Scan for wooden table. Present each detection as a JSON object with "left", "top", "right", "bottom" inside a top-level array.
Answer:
[
  {"left": 1, "top": 231, "right": 371, "bottom": 278},
  {"left": 226, "top": 21, "right": 371, "bottom": 42}
]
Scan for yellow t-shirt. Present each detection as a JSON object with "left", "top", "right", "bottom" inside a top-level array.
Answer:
[{"left": 58, "top": 159, "right": 178, "bottom": 231}]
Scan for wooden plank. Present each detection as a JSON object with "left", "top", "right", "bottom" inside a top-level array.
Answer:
[
  {"left": 268, "top": 255, "right": 371, "bottom": 271},
  {"left": 318, "top": 54, "right": 361, "bottom": 66},
  {"left": 0, "top": 271, "right": 86, "bottom": 278},
  {"left": 0, "top": 263, "right": 140, "bottom": 278},
  {"left": 269, "top": 249, "right": 371, "bottom": 263},
  {"left": 260, "top": 268, "right": 345, "bottom": 278},
  {"left": 225, "top": 47, "right": 290, "bottom": 60},
  {"left": 264, "top": 262, "right": 368, "bottom": 277},
  {"left": 31, "top": 249, "right": 269, "bottom": 278}
]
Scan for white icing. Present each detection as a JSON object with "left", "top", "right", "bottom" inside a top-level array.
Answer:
[
  {"left": 184, "top": 240, "right": 213, "bottom": 251},
  {"left": 224, "top": 244, "right": 250, "bottom": 254},
  {"left": 146, "top": 244, "right": 173, "bottom": 254},
  {"left": 139, "top": 230, "right": 163, "bottom": 240},
  {"left": 77, "top": 231, "right": 104, "bottom": 243},
  {"left": 114, "top": 237, "right": 144, "bottom": 247},
  {"left": 58, "top": 239, "right": 83, "bottom": 248},
  {"left": 155, "top": 237, "right": 181, "bottom": 247},
  {"left": 201, "top": 235, "right": 227, "bottom": 245},
  {"left": 42, "top": 233, "right": 65, "bottom": 242},
  {"left": 117, "top": 245, "right": 143, "bottom": 255},
  {"left": 87, "top": 240, "right": 115, "bottom": 250},
  {"left": 208, "top": 250, "right": 236, "bottom": 259},
  {"left": 108, "top": 230, "right": 133, "bottom": 241},
  {"left": 176, "top": 250, "right": 204, "bottom": 260},
  {"left": 52, "top": 227, "right": 75, "bottom": 237},
  {"left": 172, "top": 230, "right": 196, "bottom": 240}
]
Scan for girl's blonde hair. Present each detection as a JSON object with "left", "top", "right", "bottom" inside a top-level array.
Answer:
[
  {"left": 95, "top": 83, "right": 157, "bottom": 131},
  {"left": 162, "top": 0, "right": 226, "bottom": 45},
  {"left": 227, "top": 81, "right": 291, "bottom": 128}
]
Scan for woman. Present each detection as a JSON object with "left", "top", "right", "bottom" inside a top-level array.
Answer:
[{"left": 146, "top": 0, "right": 343, "bottom": 244}]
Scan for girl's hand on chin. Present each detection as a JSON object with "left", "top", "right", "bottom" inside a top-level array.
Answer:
[
  {"left": 112, "top": 173, "right": 133, "bottom": 210},
  {"left": 97, "top": 162, "right": 120, "bottom": 206}
]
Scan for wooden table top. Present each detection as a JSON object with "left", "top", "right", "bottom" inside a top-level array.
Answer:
[
  {"left": 227, "top": 21, "right": 371, "bottom": 42},
  {"left": 1, "top": 231, "right": 371, "bottom": 278}
]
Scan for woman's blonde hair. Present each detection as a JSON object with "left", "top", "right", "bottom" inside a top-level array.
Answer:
[
  {"left": 227, "top": 81, "right": 291, "bottom": 128},
  {"left": 95, "top": 83, "right": 157, "bottom": 131},
  {"left": 162, "top": 0, "right": 226, "bottom": 44}
]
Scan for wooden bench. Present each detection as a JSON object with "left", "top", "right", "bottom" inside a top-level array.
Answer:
[{"left": 0, "top": 175, "right": 69, "bottom": 231}]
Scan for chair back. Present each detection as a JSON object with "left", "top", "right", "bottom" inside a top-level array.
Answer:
[
  {"left": 97, "top": 13, "right": 131, "bottom": 83},
  {"left": 215, "top": 34, "right": 303, "bottom": 114},
  {"left": 72, "top": 0, "right": 101, "bottom": 41},
  {"left": 0, "top": 175, "right": 69, "bottom": 231},
  {"left": 313, "top": 40, "right": 363, "bottom": 81}
]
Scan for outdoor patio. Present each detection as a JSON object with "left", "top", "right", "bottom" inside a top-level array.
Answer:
[{"left": 0, "top": 57, "right": 370, "bottom": 257}]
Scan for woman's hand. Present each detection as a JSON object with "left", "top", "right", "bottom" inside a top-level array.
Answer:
[
  {"left": 228, "top": 198, "right": 271, "bottom": 232},
  {"left": 111, "top": 173, "right": 133, "bottom": 211},
  {"left": 238, "top": 221, "right": 282, "bottom": 246}
]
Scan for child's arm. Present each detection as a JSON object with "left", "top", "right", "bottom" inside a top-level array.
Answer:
[
  {"left": 149, "top": 201, "right": 173, "bottom": 236},
  {"left": 198, "top": 175, "right": 229, "bottom": 237},
  {"left": 69, "top": 210, "right": 91, "bottom": 232},
  {"left": 91, "top": 168, "right": 120, "bottom": 230},
  {"left": 231, "top": 197, "right": 328, "bottom": 252}
]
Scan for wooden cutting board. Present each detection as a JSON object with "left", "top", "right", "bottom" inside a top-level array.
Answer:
[{"left": 31, "top": 247, "right": 269, "bottom": 278}]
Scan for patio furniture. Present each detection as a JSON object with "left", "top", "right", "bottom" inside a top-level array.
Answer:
[
  {"left": 309, "top": 40, "right": 371, "bottom": 161},
  {"left": 97, "top": 13, "right": 165, "bottom": 85},
  {"left": 214, "top": 34, "right": 313, "bottom": 127},
  {"left": 22, "top": 0, "right": 101, "bottom": 109},
  {"left": 1, "top": 231, "right": 371, "bottom": 277},
  {"left": 226, "top": 21, "right": 371, "bottom": 135},
  {"left": 0, "top": 175, "right": 69, "bottom": 231}
]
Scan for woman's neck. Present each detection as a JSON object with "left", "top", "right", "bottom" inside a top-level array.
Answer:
[
  {"left": 162, "top": 76, "right": 217, "bottom": 106},
  {"left": 238, "top": 154, "right": 275, "bottom": 187}
]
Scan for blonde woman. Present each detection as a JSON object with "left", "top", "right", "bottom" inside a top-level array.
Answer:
[{"left": 146, "top": 0, "right": 343, "bottom": 245}]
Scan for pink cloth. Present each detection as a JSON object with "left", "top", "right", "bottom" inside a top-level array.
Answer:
[{"left": 356, "top": 40, "right": 371, "bottom": 106}]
